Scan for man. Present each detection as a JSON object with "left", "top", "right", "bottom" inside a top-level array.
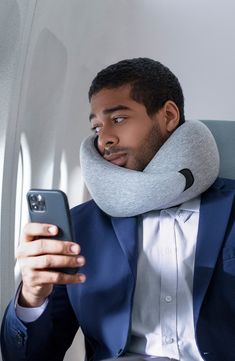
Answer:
[{"left": 1, "top": 58, "right": 235, "bottom": 361}]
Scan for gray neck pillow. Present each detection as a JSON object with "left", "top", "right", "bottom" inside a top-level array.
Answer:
[{"left": 80, "top": 120, "right": 220, "bottom": 217}]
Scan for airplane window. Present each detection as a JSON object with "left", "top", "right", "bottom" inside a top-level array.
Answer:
[
  {"left": 14, "top": 146, "right": 23, "bottom": 252},
  {"left": 14, "top": 135, "right": 31, "bottom": 285},
  {"left": 59, "top": 150, "right": 68, "bottom": 193},
  {"left": 14, "top": 146, "right": 23, "bottom": 285}
]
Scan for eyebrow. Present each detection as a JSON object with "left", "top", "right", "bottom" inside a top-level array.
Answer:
[{"left": 89, "top": 105, "right": 131, "bottom": 121}]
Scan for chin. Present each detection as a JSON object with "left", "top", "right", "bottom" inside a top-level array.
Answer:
[{"left": 126, "top": 164, "right": 143, "bottom": 171}]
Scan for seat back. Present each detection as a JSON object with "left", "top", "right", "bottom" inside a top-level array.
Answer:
[{"left": 202, "top": 120, "right": 235, "bottom": 179}]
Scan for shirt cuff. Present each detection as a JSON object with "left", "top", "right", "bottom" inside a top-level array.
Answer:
[{"left": 15, "top": 284, "right": 49, "bottom": 323}]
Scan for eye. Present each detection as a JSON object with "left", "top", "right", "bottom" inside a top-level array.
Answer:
[
  {"left": 113, "top": 116, "right": 125, "bottom": 124},
  {"left": 91, "top": 125, "right": 102, "bottom": 134}
]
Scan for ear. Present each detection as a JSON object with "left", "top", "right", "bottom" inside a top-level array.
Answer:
[{"left": 163, "top": 101, "right": 180, "bottom": 133}]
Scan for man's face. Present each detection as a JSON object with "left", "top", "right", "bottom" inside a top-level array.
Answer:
[{"left": 89, "top": 85, "right": 170, "bottom": 171}]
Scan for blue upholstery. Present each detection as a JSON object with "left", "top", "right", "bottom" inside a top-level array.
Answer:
[{"left": 202, "top": 120, "right": 235, "bottom": 179}]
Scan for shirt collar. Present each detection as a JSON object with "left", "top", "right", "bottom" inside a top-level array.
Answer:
[
  {"left": 142, "top": 196, "right": 201, "bottom": 222},
  {"left": 179, "top": 196, "right": 201, "bottom": 212},
  {"left": 165, "top": 196, "right": 201, "bottom": 223}
]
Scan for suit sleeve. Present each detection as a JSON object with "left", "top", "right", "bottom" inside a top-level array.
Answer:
[{"left": 1, "top": 285, "right": 79, "bottom": 361}]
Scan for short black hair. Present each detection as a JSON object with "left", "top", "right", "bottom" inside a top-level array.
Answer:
[{"left": 89, "top": 57, "right": 185, "bottom": 124}]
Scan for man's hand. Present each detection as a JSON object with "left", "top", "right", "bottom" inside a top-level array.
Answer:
[{"left": 16, "top": 223, "right": 86, "bottom": 307}]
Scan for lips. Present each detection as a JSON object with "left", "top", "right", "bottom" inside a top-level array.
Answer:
[{"left": 104, "top": 153, "right": 127, "bottom": 167}]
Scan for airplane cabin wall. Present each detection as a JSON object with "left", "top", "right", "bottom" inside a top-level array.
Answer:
[{"left": 0, "top": 1, "right": 235, "bottom": 361}]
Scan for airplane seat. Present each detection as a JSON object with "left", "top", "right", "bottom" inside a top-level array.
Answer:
[{"left": 201, "top": 120, "right": 235, "bottom": 180}]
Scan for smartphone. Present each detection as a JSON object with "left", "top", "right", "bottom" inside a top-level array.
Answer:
[{"left": 27, "top": 189, "right": 78, "bottom": 274}]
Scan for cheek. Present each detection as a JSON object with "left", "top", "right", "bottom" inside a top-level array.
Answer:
[
  {"left": 95, "top": 138, "right": 103, "bottom": 155},
  {"left": 122, "top": 126, "right": 151, "bottom": 147}
]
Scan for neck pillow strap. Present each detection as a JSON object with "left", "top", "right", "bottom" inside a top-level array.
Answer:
[{"left": 80, "top": 121, "right": 220, "bottom": 217}]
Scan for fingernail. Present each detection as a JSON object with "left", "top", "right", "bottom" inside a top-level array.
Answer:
[
  {"left": 79, "top": 275, "right": 86, "bottom": 283},
  {"left": 70, "top": 244, "right": 79, "bottom": 254},
  {"left": 77, "top": 256, "right": 84, "bottom": 265},
  {"left": 48, "top": 226, "right": 57, "bottom": 235}
]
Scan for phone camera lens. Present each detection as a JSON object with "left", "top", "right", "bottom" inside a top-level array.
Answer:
[
  {"left": 38, "top": 200, "right": 46, "bottom": 211},
  {"left": 30, "top": 195, "right": 37, "bottom": 203},
  {"left": 29, "top": 193, "right": 46, "bottom": 212}
]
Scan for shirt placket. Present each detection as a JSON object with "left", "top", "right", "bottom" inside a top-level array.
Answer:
[{"left": 159, "top": 209, "right": 180, "bottom": 359}]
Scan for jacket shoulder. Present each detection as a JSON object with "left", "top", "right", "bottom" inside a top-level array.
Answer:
[
  {"left": 70, "top": 199, "right": 109, "bottom": 223},
  {"left": 212, "top": 177, "right": 235, "bottom": 192}
]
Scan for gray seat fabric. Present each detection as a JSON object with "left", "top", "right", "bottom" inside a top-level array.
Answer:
[{"left": 202, "top": 120, "right": 235, "bottom": 179}]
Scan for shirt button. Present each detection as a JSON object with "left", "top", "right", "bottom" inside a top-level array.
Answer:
[
  {"left": 165, "top": 336, "right": 174, "bottom": 344},
  {"left": 15, "top": 331, "right": 24, "bottom": 345},
  {"left": 165, "top": 295, "right": 172, "bottom": 302}
]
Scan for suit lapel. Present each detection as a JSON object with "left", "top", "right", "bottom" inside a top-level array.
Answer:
[
  {"left": 111, "top": 216, "right": 139, "bottom": 280},
  {"left": 193, "top": 179, "right": 234, "bottom": 326}
]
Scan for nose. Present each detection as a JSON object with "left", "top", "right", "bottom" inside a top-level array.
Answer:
[{"left": 97, "top": 126, "right": 119, "bottom": 153}]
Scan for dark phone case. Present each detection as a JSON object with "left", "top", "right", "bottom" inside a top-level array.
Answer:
[{"left": 27, "top": 189, "right": 78, "bottom": 274}]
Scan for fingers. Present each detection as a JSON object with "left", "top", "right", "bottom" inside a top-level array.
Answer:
[
  {"left": 22, "top": 270, "right": 86, "bottom": 287},
  {"left": 18, "top": 222, "right": 81, "bottom": 260},
  {"left": 16, "top": 238, "right": 81, "bottom": 258},
  {"left": 22, "top": 223, "right": 58, "bottom": 242},
  {"left": 17, "top": 222, "right": 87, "bottom": 305},
  {"left": 21, "top": 254, "right": 85, "bottom": 270}
]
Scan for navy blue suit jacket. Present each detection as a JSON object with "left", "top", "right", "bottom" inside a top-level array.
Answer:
[{"left": 1, "top": 178, "right": 235, "bottom": 361}]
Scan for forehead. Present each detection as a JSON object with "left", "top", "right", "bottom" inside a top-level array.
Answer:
[{"left": 90, "top": 85, "right": 133, "bottom": 111}]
